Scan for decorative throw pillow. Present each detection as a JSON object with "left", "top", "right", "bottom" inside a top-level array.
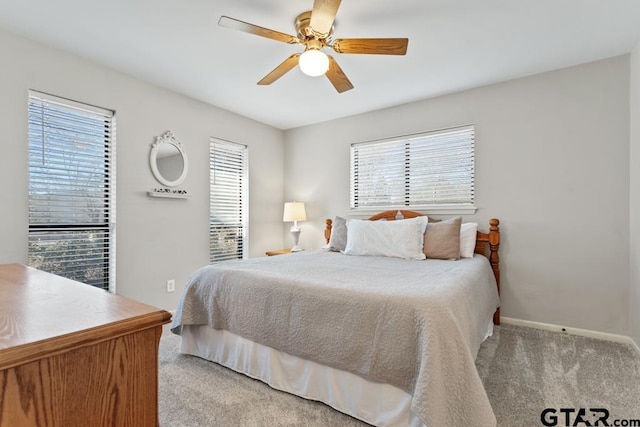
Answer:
[
  {"left": 328, "top": 216, "right": 348, "bottom": 252},
  {"left": 460, "top": 222, "right": 479, "bottom": 258},
  {"left": 343, "top": 216, "right": 428, "bottom": 260},
  {"left": 423, "top": 216, "right": 462, "bottom": 260}
]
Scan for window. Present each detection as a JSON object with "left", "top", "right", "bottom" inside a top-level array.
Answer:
[
  {"left": 350, "top": 125, "right": 474, "bottom": 210},
  {"left": 28, "top": 91, "right": 115, "bottom": 291},
  {"left": 210, "top": 138, "right": 248, "bottom": 263}
]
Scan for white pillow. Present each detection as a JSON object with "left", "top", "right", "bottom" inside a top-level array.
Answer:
[
  {"left": 343, "top": 216, "right": 428, "bottom": 260},
  {"left": 460, "top": 222, "right": 478, "bottom": 258}
]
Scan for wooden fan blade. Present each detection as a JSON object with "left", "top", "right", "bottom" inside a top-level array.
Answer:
[
  {"left": 333, "top": 38, "right": 409, "bottom": 55},
  {"left": 310, "top": 0, "right": 342, "bottom": 37},
  {"left": 219, "top": 16, "right": 299, "bottom": 44},
  {"left": 257, "top": 54, "right": 301, "bottom": 85},
  {"left": 325, "top": 55, "right": 353, "bottom": 93}
]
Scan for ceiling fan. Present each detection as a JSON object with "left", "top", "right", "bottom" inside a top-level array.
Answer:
[{"left": 218, "top": 0, "right": 408, "bottom": 93}]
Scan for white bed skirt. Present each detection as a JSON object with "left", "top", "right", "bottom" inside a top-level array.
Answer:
[{"left": 179, "top": 325, "right": 428, "bottom": 427}]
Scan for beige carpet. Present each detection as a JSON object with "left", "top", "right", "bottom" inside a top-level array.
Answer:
[{"left": 159, "top": 324, "right": 640, "bottom": 426}]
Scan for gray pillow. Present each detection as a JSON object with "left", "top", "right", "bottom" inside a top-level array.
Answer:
[
  {"left": 423, "top": 216, "right": 462, "bottom": 260},
  {"left": 328, "top": 216, "right": 347, "bottom": 252}
]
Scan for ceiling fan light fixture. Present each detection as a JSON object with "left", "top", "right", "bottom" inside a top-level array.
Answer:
[{"left": 299, "top": 48, "right": 329, "bottom": 77}]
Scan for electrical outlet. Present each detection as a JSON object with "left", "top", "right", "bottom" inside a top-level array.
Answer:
[{"left": 167, "top": 279, "right": 175, "bottom": 293}]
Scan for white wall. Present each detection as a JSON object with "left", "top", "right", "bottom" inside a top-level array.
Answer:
[
  {"left": 2, "top": 28, "right": 635, "bottom": 338},
  {"left": 0, "top": 30, "right": 285, "bottom": 310},
  {"left": 631, "top": 41, "right": 640, "bottom": 348},
  {"left": 284, "top": 56, "right": 631, "bottom": 335}
]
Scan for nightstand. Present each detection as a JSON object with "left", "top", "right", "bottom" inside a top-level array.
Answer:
[{"left": 265, "top": 248, "right": 292, "bottom": 256}]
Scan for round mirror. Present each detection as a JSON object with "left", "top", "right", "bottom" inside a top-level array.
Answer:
[{"left": 150, "top": 131, "right": 188, "bottom": 187}]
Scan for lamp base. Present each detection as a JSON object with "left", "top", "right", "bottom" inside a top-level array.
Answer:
[{"left": 290, "top": 226, "right": 302, "bottom": 252}]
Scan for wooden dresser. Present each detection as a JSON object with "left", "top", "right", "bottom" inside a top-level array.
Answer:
[{"left": 0, "top": 264, "right": 172, "bottom": 427}]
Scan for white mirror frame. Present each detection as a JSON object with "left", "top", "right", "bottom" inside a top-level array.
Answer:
[{"left": 150, "top": 131, "right": 188, "bottom": 187}]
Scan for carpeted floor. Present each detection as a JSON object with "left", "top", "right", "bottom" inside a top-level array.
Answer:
[{"left": 158, "top": 324, "right": 640, "bottom": 426}]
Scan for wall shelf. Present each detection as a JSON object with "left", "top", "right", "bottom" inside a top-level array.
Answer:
[{"left": 147, "top": 190, "right": 190, "bottom": 199}]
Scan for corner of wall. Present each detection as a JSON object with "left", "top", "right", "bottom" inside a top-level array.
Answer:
[{"left": 630, "top": 39, "right": 640, "bottom": 349}]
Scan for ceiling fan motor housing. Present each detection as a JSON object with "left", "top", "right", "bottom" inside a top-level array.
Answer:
[{"left": 295, "top": 11, "right": 333, "bottom": 41}]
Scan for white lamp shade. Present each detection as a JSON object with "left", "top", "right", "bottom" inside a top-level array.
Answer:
[
  {"left": 283, "top": 202, "right": 307, "bottom": 222},
  {"left": 299, "top": 49, "right": 329, "bottom": 77}
]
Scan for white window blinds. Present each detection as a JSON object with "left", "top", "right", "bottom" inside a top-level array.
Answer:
[
  {"left": 210, "top": 139, "right": 248, "bottom": 263},
  {"left": 350, "top": 125, "right": 474, "bottom": 209},
  {"left": 28, "top": 91, "right": 115, "bottom": 291}
]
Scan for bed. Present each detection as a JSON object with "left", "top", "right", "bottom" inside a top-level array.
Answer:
[{"left": 171, "top": 210, "right": 501, "bottom": 427}]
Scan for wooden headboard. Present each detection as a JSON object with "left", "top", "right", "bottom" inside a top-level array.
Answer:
[{"left": 324, "top": 210, "right": 501, "bottom": 324}]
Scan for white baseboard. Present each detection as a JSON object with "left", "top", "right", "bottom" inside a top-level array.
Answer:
[{"left": 501, "top": 317, "right": 637, "bottom": 349}]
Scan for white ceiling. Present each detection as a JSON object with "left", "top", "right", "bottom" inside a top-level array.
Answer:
[{"left": 1, "top": 0, "right": 640, "bottom": 130}]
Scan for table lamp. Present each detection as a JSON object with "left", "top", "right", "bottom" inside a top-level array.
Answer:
[{"left": 283, "top": 202, "right": 307, "bottom": 252}]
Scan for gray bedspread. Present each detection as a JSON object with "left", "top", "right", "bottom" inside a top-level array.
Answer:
[{"left": 171, "top": 251, "right": 499, "bottom": 427}]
